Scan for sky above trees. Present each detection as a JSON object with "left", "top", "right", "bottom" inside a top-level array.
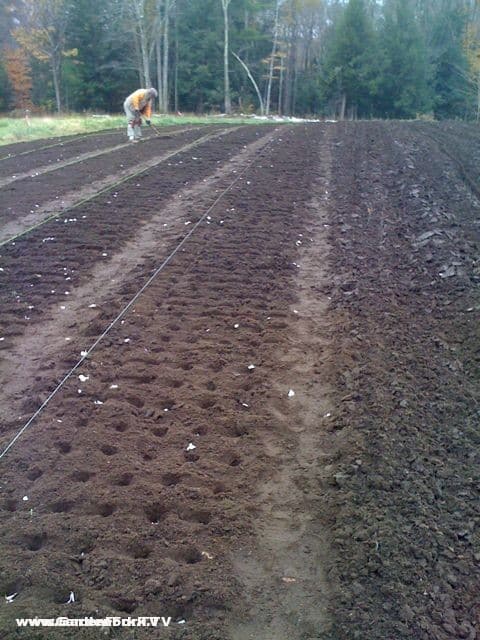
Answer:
[{"left": 1, "top": 0, "right": 480, "bottom": 119}]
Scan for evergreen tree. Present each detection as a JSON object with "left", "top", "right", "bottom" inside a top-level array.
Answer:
[
  {"left": 0, "top": 61, "right": 12, "bottom": 111},
  {"left": 176, "top": 0, "right": 224, "bottom": 112},
  {"left": 377, "top": 0, "right": 432, "bottom": 118},
  {"left": 321, "top": 0, "right": 379, "bottom": 118},
  {"left": 429, "top": 4, "right": 469, "bottom": 119},
  {"left": 65, "top": 0, "right": 136, "bottom": 112}
]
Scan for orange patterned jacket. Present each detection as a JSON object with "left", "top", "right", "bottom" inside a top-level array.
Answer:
[{"left": 126, "top": 89, "right": 153, "bottom": 118}]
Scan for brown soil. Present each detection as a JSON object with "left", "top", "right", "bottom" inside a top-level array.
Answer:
[
  {"left": 0, "top": 122, "right": 478, "bottom": 640},
  {"left": 0, "top": 129, "right": 123, "bottom": 159},
  {"left": 0, "top": 125, "right": 235, "bottom": 232}
]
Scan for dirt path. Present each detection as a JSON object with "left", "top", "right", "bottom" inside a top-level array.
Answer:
[{"left": 229, "top": 126, "right": 336, "bottom": 640}]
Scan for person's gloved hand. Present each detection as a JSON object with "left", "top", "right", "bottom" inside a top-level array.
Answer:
[{"left": 146, "top": 120, "right": 151, "bottom": 126}]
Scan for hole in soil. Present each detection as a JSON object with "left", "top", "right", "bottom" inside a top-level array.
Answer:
[
  {"left": 126, "top": 395, "right": 144, "bottom": 409},
  {"left": 94, "top": 503, "right": 116, "bottom": 517},
  {"left": 21, "top": 396, "right": 42, "bottom": 414},
  {"left": 224, "top": 423, "right": 249, "bottom": 438},
  {"left": 83, "top": 321, "right": 105, "bottom": 337},
  {"left": 22, "top": 533, "right": 47, "bottom": 551},
  {"left": 209, "top": 360, "right": 225, "bottom": 373},
  {"left": 114, "top": 472, "right": 133, "bottom": 486},
  {"left": 100, "top": 444, "right": 118, "bottom": 456},
  {"left": 198, "top": 396, "right": 216, "bottom": 410},
  {"left": 27, "top": 467, "right": 43, "bottom": 481},
  {"left": 115, "top": 422, "right": 128, "bottom": 433},
  {"left": 145, "top": 502, "right": 168, "bottom": 524},
  {"left": 263, "top": 335, "right": 281, "bottom": 345},
  {"left": 222, "top": 452, "right": 242, "bottom": 467},
  {"left": 160, "top": 398, "right": 175, "bottom": 410},
  {"left": 167, "top": 603, "right": 194, "bottom": 622},
  {"left": 167, "top": 324, "right": 181, "bottom": 332},
  {"left": 180, "top": 363, "right": 193, "bottom": 371},
  {"left": 161, "top": 472, "right": 181, "bottom": 487},
  {"left": 161, "top": 335, "right": 171, "bottom": 343},
  {"left": 270, "top": 321, "right": 288, "bottom": 330},
  {"left": 52, "top": 588, "right": 79, "bottom": 605},
  {"left": 151, "top": 346, "right": 165, "bottom": 354},
  {"left": 50, "top": 500, "right": 74, "bottom": 513},
  {"left": 4, "top": 499, "right": 18, "bottom": 512},
  {"left": 168, "top": 379, "right": 183, "bottom": 389},
  {"left": 152, "top": 426, "right": 168, "bottom": 438},
  {"left": 178, "top": 508, "right": 211, "bottom": 525},
  {"left": 55, "top": 441, "right": 71, "bottom": 454},
  {"left": 172, "top": 546, "right": 202, "bottom": 565},
  {"left": 212, "top": 483, "right": 226, "bottom": 495},
  {"left": 71, "top": 533, "right": 96, "bottom": 554},
  {"left": 127, "top": 542, "right": 152, "bottom": 559},
  {"left": 193, "top": 425, "right": 208, "bottom": 436},
  {"left": 131, "top": 374, "right": 156, "bottom": 384},
  {"left": 206, "top": 381, "right": 216, "bottom": 391},
  {"left": 183, "top": 451, "right": 199, "bottom": 463},
  {"left": 0, "top": 578, "right": 24, "bottom": 595},
  {"left": 71, "top": 470, "right": 92, "bottom": 483},
  {"left": 110, "top": 596, "right": 137, "bottom": 614}
]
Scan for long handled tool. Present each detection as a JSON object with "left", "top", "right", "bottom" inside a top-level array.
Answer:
[{"left": 148, "top": 121, "right": 164, "bottom": 137}]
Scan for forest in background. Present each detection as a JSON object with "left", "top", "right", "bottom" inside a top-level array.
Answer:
[{"left": 1, "top": 0, "right": 480, "bottom": 120}]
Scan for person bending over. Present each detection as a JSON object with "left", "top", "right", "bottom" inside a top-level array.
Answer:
[{"left": 123, "top": 87, "right": 158, "bottom": 142}]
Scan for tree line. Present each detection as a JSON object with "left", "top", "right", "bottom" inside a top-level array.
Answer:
[{"left": 1, "top": 0, "right": 480, "bottom": 120}]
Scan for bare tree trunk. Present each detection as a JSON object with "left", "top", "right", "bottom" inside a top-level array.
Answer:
[
  {"left": 266, "top": 0, "right": 281, "bottom": 116},
  {"left": 232, "top": 51, "right": 264, "bottom": 115},
  {"left": 140, "top": 22, "right": 151, "bottom": 86},
  {"left": 174, "top": 0, "right": 178, "bottom": 112},
  {"left": 133, "top": 34, "right": 143, "bottom": 84},
  {"left": 162, "top": 0, "right": 170, "bottom": 112},
  {"left": 283, "top": 40, "right": 293, "bottom": 114},
  {"left": 278, "top": 52, "right": 284, "bottom": 115},
  {"left": 156, "top": 37, "right": 163, "bottom": 111},
  {"left": 282, "top": 2, "right": 298, "bottom": 116},
  {"left": 130, "top": 0, "right": 151, "bottom": 86},
  {"left": 221, "top": 0, "right": 232, "bottom": 114},
  {"left": 339, "top": 93, "right": 346, "bottom": 120},
  {"left": 477, "top": 71, "right": 480, "bottom": 121},
  {"left": 52, "top": 55, "right": 62, "bottom": 112}
]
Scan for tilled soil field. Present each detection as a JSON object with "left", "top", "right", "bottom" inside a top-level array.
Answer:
[{"left": 0, "top": 122, "right": 478, "bottom": 640}]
